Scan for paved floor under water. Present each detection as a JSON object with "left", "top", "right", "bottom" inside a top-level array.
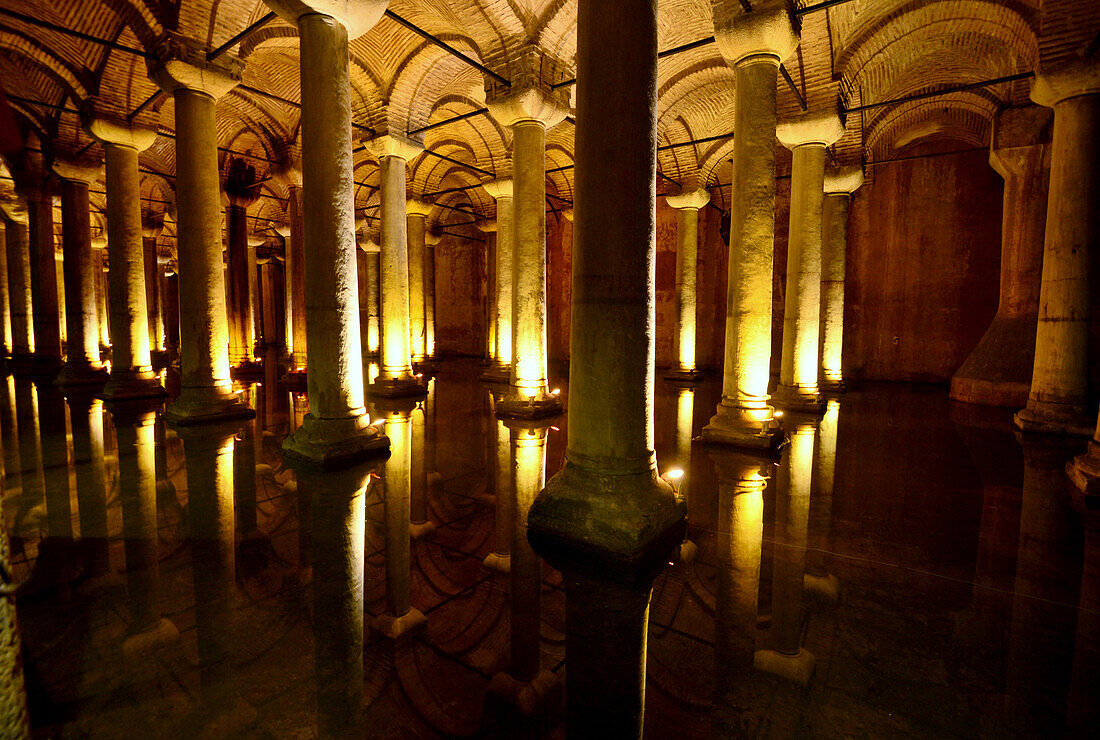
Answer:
[{"left": 1, "top": 358, "right": 1096, "bottom": 738}]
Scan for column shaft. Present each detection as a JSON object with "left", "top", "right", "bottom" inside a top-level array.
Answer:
[
  {"left": 0, "top": 223, "right": 11, "bottom": 357},
  {"left": 366, "top": 250, "right": 380, "bottom": 355},
  {"left": 4, "top": 221, "right": 32, "bottom": 359},
  {"left": 819, "top": 193, "right": 850, "bottom": 391},
  {"left": 226, "top": 203, "right": 254, "bottom": 365},
  {"left": 142, "top": 236, "right": 162, "bottom": 355},
  {"left": 425, "top": 243, "right": 436, "bottom": 358},
  {"left": 496, "top": 197, "right": 515, "bottom": 370},
  {"left": 407, "top": 212, "right": 427, "bottom": 363},
  {"left": 287, "top": 185, "right": 307, "bottom": 364},
  {"left": 58, "top": 177, "right": 107, "bottom": 384},
  {"left": 378, "top": 156, "right": 414, "bottom": 382},
  {"left": 26, "top": 195, "right": 62, "bottom": 367}
]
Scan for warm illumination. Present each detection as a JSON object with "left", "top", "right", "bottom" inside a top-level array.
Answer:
[{"left": 665, "top": 468, "right": 684, "bottom": 480}]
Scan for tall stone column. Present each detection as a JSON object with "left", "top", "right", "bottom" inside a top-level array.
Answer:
[
  {"left": 92, "top": 237, "right": 110, "bottom": 352},
  {"left": 527, "top": 1, "right": 685, "bottom": 735},
  {"left": 483, "top": 411, "right": 513, "bottom": 572},
  {"left": 366, "top": 134, "right": 425, "bottom": 397},
  {"left": 0, "top": 221, "right": 11, "bottom": 360},
  {"left": 1015, "top": 59, "right": 1099, "bottom": 436},
  {"left": 163, "top": 268, "right": 180, "bottom": 359},
  {"left": 2, "top": 212, "right": 33, "bottom": 367},
  {"left": 225, "top": 158, "right": 261, "bottom": 368},
  {"left": 773, "top": 111, "right": 845, "bottom": 413},
  {"left": 409, "top": 400, "right": 435, "bottom": 538},
  {"left": 23, "top": 185, "right": 63, "bottom": 374},
  {"left": 482, "top": 180, "right": 514, "bottom": 383},
  {"left": 83, "top": 115, "right": 164, "bottom": 400},
  {"left": 425, "top": 229, "right": 439, "bottom": 359},
  {"left": 362, "top": 240, "right": 381, "bottom": 356},
  {"left": 702, "top": 2, "right": 798, "bottom": 450},
  {"left": 406, "top": 198, "right": 432, "bottom": 365},
  {"left": 487, "top": 87, "right": 565, "bottom": 419},
  {"left": 141, "top": 215, "right": 164, "bottom": 359},
  {"left": 149, "top": 34, "right": 252, "bottom": 424},
  {"left": 952, "top": 106, "right": 1051, "bottom": 407},
  {"left": 52, "top": 160, "right": 109, "bottom": 387},
  {"left": 673, "top": 386, "right": 698, "bottom": 561},
  {"left": 262, "top": 4, "right": 390, "bottom": 463},
  {"left": 282, "top": 175, "right": 308, "bottom": 366},
  {"left": 818, "top": 166, "right": 862, "bottom": 394},
  {"left": 664, "top": 188, "right": 709, "bottom": 382}
]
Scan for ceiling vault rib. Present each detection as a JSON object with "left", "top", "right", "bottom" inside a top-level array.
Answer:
[
  {"left": 843, "top": 72, "right": 1036, "bottom": 114},
  {"left": 383, "top": 9, "right": 510, "bottom": 87},
  {"left": 207, "top": 11, "right": 277, "bottom": 61},
  {"left": 0, "top": 7, "right": 149, "bottom": 57},
  {"left": 407, "top": 107, "right": 489, "bottom": 137}
]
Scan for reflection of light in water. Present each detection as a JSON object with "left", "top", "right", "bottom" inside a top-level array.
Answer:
[{"left": 367, "top": 361, "right": 380, "bottom": 385}]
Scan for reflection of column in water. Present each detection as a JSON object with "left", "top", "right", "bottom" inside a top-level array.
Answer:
[
  {"left": 409, "top": 400, "right": 435, "bottom": 539},
  {"left": 490, "top": 421, "right": 559, "bottom": 714},
  {"left": 1005, "top": 436, "right": 1082, "bottom": 735},
  {"left": 1066, "top": 510, "right": 1099, "bottom": 734},
  {"left": 371, "top": 402, "right": 426, "bottom": 639},
  {"left": 111, "top": 400, "right": 178, "bottom": 656},
  {"left": 424, "top": 377, "right": 442, "bottom": 494},
  {"left": 805, "top": 399, "right": 839, "bottom": 602},
  {"left": 301, "top": 463, "right": 374, "bottom": 736},
  {"left": 484, "top": 417, "right": 513, "bottom": 573},
  {"left": 154, "top": 412, "right": 174, "bottom": 499},
  {"left": 0, "top": 519, "right": 31, "bottom": 736},
  {"left": 67, "top": 392, "right": 111, "bottom": 579},
  {"left": 754, "top": 421, "right": 816, "bottom": 685},
  {"left": 0, "top": 376, "right": 21, "bottom": 506},
  {"left": 673, "top": 387, "right": 697, "bottom": 562},
  {"left": 13, "top": 378, "right": 44, "bottom": 539},
  {"left": 180, "top": 421, "right": 255, "bottom": 730},
  {"left": 710, "top": 449, "right": 771, "bottom": 737},
  {"left": 234, "top": 414, "right": 258, "bottom": 539}
]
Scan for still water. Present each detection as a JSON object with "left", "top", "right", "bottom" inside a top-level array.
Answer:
[{"left": 1, "top": 359, "right": 1095, "bottom": 737}]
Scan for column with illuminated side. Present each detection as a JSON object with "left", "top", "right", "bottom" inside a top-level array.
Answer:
[
  {"left": 365, "top": 134, "right": 426, "bottom": 398},
  {"left": 83, "top": 113, "right": 165, "bottom": 400},
  {"left": 2, "top": 208, "right": 33, "bottom": 368},
  {"left": 481, "top": 179, "right": 514, "bottom": 383},
  {"left": 149, "top": 34, "right": 252, "bottom": 424},
  {"left": 0, "top": 220, "right": 10, "bottom": 361},
  {"left": 702, "top": 1, "right": 798, "bottom": 450},
  {"left": 361, "top": 237, "right": 381, "bottom": 356},
  {"left": 406, "top": 198, "right": 432, "bottom": 365},
  {"left": 487, "top": 75, "right": 567, "bottom": 419},
  {"left": 140, "top": 215, "right": 164, "bottom": 361},
  {"left": 773, "top": 110, "right": 845, "bottom": 413},
  {"left": 818, "top": 166, "right": 862, "bottom": 393},
  {"left": 425, "top": 228, "right": 439, "bottom": 358},
  {"left": 483, "top": 413, "right": 513, "bottom": 572},
  {"left": 664, "top": 188, "right": 709, "bottom": 382},
  {"left": 672, "top": 387, "right": 697, "bottom": 562},
  {"left": 20, "top": 176, "right": 62, "bottom": 374}
]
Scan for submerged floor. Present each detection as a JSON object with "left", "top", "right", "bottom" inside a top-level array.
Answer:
[{"left": 1, "top": 359, "right": 1096, "bottom": 737}]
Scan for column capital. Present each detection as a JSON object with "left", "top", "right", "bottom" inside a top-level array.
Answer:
[
  {"left": 481, "top": 178, "right": 513, "bottom": 200},
  {"left": 989, "top": 104, "right": 1052, "bottom": 179},
  {"left": 273, "top": 222, "right": 292, "bottom": 238},
  {"left": 263, "top": 0, "right": 388, "bottom": 40},
  {"left": 0, "top": 199, "right": 28, "bottom": 226},
  {"left": 51, "top": 158, "right": 101, "bottom": 185},
  {"left": 364, "top": 132, "right": 424, "bottom": 162},
  {"left": 665, "top": 188, "right": 710, "bottom": 210},
  {"left": 141, "top": 212, "right": 165, "bottom": 239},
  {"left": 425, "top": 228, "right": 443, "bottom": 246},
  {"left": 777, "top": 109, "right": 846, "bottom": 149},
  {"left": 476, "top": 217, "right": 497, "bottom": 233},
  {"left": 559, "top": 207, "right": 574, "bottom": 222},
  {"left": 1030, "top": 57, "right": 1100, "bottom": 108},
  {"left": 148, "top": 32, "right": 243, "bottom": 99},
  {"left": 406, "top": 198, "right": 433, "bottom": 218},
  {"left": 91, "top": 235, "right": 107, "bottom": 250},
  {"left": 357, "top": 237, "right": 381, "bottom": 253},
  {"left": 81, "top": 105, "right": 157, "bottom": 151},
  {"left": 822, "top": 165, "right": 863, "bottom": 195},
  {"left": 712, "top": 0, "right": 799, "bottom": 68},
  {"left": 486, "top": 86, "right": 569, "bottom": 129}
]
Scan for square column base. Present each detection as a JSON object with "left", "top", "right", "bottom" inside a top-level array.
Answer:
[
  {"left": 102, "top": 372, "right": 167, "bottom": 402},
  {"left": 370, "top": 607, "right": 427, "bottom": 640},
  {"left": 772, "top": 384, "right": 826, "bottom": 414},
  {"left": 819, "top": 378, "right": 847, "bottom": 394},
  {"left": 480, "top": 363, "right": 511, "bottom": 384},
  {"left": 1014, "top": 405, "right": 1093, "bottom": 437},
  {"left": 753, "top": 648, "right": 816, "bottom": 685},
  {"left": 488, "top": 670, "right": 561, "bottom": 717},
  {"left": 410, "top": 520, "right": 436, "bottom": 539},
  {"left": 482, "top": 552, "right": 512, "bottom": 573},
  {"left": 700, "top": 406, "right": 785, "bottom": 452},
  {"left": 56, "top": 363, "right": 110, "bottom": 388},
  {"left": 663, "top": 368, "right": 705, "bottom": 384},
  {"left": 282, "top": 413, "right": 389, "bottom": 470},
  {"left": 368, "top": 374, "right": 426, "bottom": 398},
  {"left": 1068, "top": 442, "right": 1100, "bottom": 498},
  {"left": 120, "top": 618, "right": 179, "bottom": 661},
  {"left": 165, "top": 387, "right": 255, "bottom": 426},
  {"left": 495, "top": 393, "right": 563, "bottom": 420}
]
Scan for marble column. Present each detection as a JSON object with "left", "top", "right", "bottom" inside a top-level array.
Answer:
[
  {"left": 425, "top": 229, "right": 439, "bottom": 359},
  {"left": 818, "top": 166, "right": 862, "bottom": 394},
  {"left": 702, "top": 1, "right": 798, "bottom": 450},
  {"left": 1015, "top": 59, "right": 1099, "bottom": 436},
  {"left": 664, "top": 188, "right": 709, "bottom": 382},
  {"left": 773, "top": 111, "right": 845, "bottom": 414},
  {"left": 92, "top": 237, "right": 110, "bottom": 352},
  {"left": 805, "top": 398, "right": 840, "bottom": 602},
  {"left": 149, "top": 35, "right": 252, "bottom": 424},
  {"left": 141, "top": 215, "right": 164, "bottom": 360},
  {"left": 282, "top": 175, "right": 308, "bottom": 366},
  {"left": 487, "top": 90, "right": 564, "bottom": 419},
  {"left": 482, "top": 180, "right": 514, "bottom": 383},
  {"left": 366, "top": 134, "right": 425, "bottom": 397},
  {"left": 83, "top": 116, "right": 164, "bottom": 400},
  {"left": 2, "top": 212, "right": 33, "bottom": 367},
  {"left": 527, "top": 1, "right": 685, "bottom": 735},
  {"left": 483, "top": 412, "right": 512, "bottom": 572},
  {"left": 23, "top": 184, "right": 63, "bottom": 374},
  {"left": 226, "top": 193, "right": 258, "bottom": 368},
  {"left": 163, "top": 268, "right": 180, "bottom": 359},
  {"left": 0, "top": 221, "right": 11, "bottom": 360},
  {"left": 362, "top": 239, "right": 381, "bottom": 356},
  {"left": 409, "top": 400, "right": 435, "bottom": 538},
  {"left": 672, "top": 386, "right": 698, "bottom": 561},
  {"left": 951, "top": 106, "right": 1050, "bottom": 407},
  {"left": 52, "top": 160, "right": 109, "bottom": 387},
  {"left": 406, "top": 199, "right": 432, "bottom": 365}
]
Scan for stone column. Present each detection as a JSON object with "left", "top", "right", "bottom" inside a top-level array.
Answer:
[
  {"left": 259, "top": 256, "right": 279, "bottom": 351},
  {"left": 0, "top": 221, "right": 11, "bottom": 360},
  {"left": 425, "top": 229, "right": 439, "bottom": 359},
  {"left": 163, "top": 268, "right": 180, "bottom": 359},
  {"left": 482, "top": 180, "right": 514, "bottom": 383},
  {"left": 141, "top": 215, "right": 164, "bottom": 359},
  {"left": 483, "top": 412, "right": 513, "bottom": 572},
  {"left": 366, "top": 134, "right": 425, "bottom": 397},
  {"left": 773, "top": 111, "right": 845, "bottom": 414},
  {"left": 283, "top": 176, "right": 308, "bottom": 365},
  {"left": 149, "top": 34, "right": 252, "bottom": 424},
  {"left": 83, "top": 115, "right": 164, "bottom": 400},
  {"left": 702, "top": 1, "right": 798, "bottom": 450},
  {"left": 664, "top": 188, "right": 709, "bottom": 382},
  {"left": 1069, "top": 408, "right": 1100, "bottom": 497},
  {"left": 362, "top": 240, "right": 381, "bottom": 356},
  {"left": 818, "top": 166, "right": 862, "bottom": 394},
  {"left": 673, "top": 386, "right": 698, "bottom": 561},
  {"left": 951, "top": 106, "right": 1050, "bottom": 407},
  {"left": 52, "top": 160, "right": 109, "bottom": 387},
  {"left": 406, "top": 198, "right": 432, "bottom": 365},
  {"left": 409, "top": 400, "right": 435, "bottom": 538},
  {"left": 2, "top": 212, "right": 33, "bottom": 367},
  {"left": 23, "top": 185, "right": 63, "bottom": 373},
  {"left": 806, "top": 398, "right": 840, "bottom": 601},
  {"left": 92, "top": 237, "right": 110, "bottom": 352},
  {"left": 527, "top": 1, "right": 685, "bottom": 735},
  {"left": 224, "top": 157, "right": 261, "bottom": 369},
  {"left": 1015, "top": 59, "right": 1099, "bottom": 436},
  {"left": 487, "top": 89, "right": 565, "bottom": 419}
]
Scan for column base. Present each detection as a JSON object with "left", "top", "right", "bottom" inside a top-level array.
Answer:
[
  {"left": 56, "top": 362, "right": 110, "bottom": 388},
  {"left": 121, "top": 618, "right": 179, "bottom": 661},
  {"left": 483, "top": 552, "right": 512, "bottom": 573},
  {"left": 1067, "top": 441, "right": 1100, "bottom": 497},
  {"left": 495, "top": 392, "right": 563, "bottom": 421},
  {"left": 772, "top": 384, "right": 826, "bottom": 414},
  {"left": 753, "top": 648, "right": 816, "bottom": 685},
  {"left": 102, "top": 371, "right": 167, "bottom": 402},
  {"left": 488, "top": 670, "right": 561, "bottom": 717},
  {"left": 282, "top": 413, "right": 389, "bottom": 470},
  {"left": 480, "top": 363, "right": 512, "bottom": 384},
  {"left": 1014, "top": 404, "right": 1093, "bottom": 437},
  {"left": 165, "top": 387, "right": 255, "bottom": 426},
  {"left": 410, "top": 520, "right": 436, "bottom": 539},
  {"left": 370, "top": 607, "right": 427, "bottom": 640},
  {"left": 412, "top": 357, "right": 439, "bottom": 374},
  {"left": 663, "top": 368, "right": 705, "bottom": 384},
  {"left": 368, "top": 374, "right": 427, "bottom": 398},
  {"left": 819, "top": 377, "right": 847, "bottom": 394},
  {"left": 700, "top": 404, "right": 785, "bottom": 452},
  {"left": 230, "top": 359, "right": 264, "bottom": 381}
]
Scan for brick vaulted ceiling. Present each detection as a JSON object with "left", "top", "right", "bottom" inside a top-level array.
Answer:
[{"left": 0, "top": 0, "right": 1095, "bottom": 254}]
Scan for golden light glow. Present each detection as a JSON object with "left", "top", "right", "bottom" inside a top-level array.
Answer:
[{"left": 665, "top": 468, "right": 684, "bottom": 480}]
